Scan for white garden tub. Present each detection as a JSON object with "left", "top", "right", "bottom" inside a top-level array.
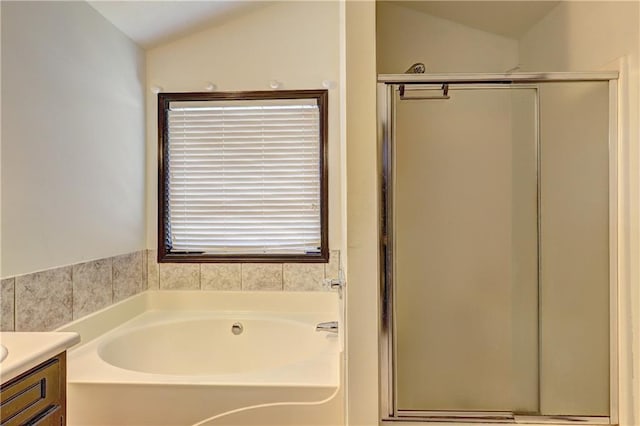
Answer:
[{"left": 58, "top": 291, "right": 342, "bottom": 426}]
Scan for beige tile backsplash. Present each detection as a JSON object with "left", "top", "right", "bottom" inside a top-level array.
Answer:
[
  {"left": 201, "top": 264, "right": 241, "bottom": 291},
  {"left": 159, "top": 263, "right": 200, "bottom": 290},
  {"left": 150, "top": 250, "right": 341, "bottom": 292},
  {"left": 241, "top": 264, "right": 283, "bottom": 291},
  {"left": 113, "top": 251, "right": 144, "bottom": 302},
  {"left": 147, "top": 250, "right": 159, "bottom": 290},
  {"left": 1, "top": 252, "right": 146, "bottom": 332},
  {"left": 325, "top": 250, "right": 341, "bottom": 281},
  {"left": 0, "top": 249, "right": 341, "bottom": 331},
  {"left": 284, "top": 263, "right": 325, "bottom": 291},
  {"left": 15, "top": 266, "right": 73, "bottom": 331},
  {"left": 72, "top": 258, "right": 113, "bottom": 319},
  {"left": 1, "top": 278, "right": 15, "bottom": 331}
]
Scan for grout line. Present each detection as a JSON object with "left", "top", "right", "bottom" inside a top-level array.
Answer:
[
  {"left": 156, "top": 253, "right": 160, "bottom": 290},
  {"left": 149, "top": 250, "right": 154, "bottom": 291},
  {"left": 141, "top": 250, "right": 145, "bottom": 292},
  {"left": 324, "top": 256, "right": 328, "bottom": 280},
  {"left": 12, "top": 279, "right": 16, "bottom": 332},
  {"left": 145, "top": 250, "right": 148, "bottom": 290},
  {"left": 140, "top": 250, "right": 144, "bottom": 294},
  {"left": 111, "top": 254, "right": 115, "bottom": 304},
  {"left": 70, "top": 263, "right": 75, "bottom": 320}
]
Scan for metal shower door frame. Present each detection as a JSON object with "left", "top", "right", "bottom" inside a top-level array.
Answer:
[{"left": 377, "top": 72, "right": 619, "bottom": 425}]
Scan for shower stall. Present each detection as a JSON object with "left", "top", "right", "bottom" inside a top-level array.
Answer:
[{"left": 378, "top": 72, "right": 618, "bottom": 424}]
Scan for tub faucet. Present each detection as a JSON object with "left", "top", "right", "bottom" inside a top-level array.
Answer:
[
  {"left": 323, "top": 269, "right": 345, "bottom": 299},
  {"left": 315, "top": 321, "right": 338, "bottom": 334}
]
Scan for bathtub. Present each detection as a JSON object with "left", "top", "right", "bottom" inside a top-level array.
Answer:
[{"left": 58, "top": 291, "right": 342, "bottom": 426}]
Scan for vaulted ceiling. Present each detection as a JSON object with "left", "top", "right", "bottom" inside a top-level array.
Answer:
[
  {"left": 87, "top": 1, "right": 561, "bottom": 49},
  {"left": 87, "top": 1, "right": 267, "bottom": 48}
]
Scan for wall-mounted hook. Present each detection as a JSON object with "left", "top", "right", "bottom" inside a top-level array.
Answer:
[
  {"left": 205, "top": 82, "right": 217, "bottom": 91},
  {"left": 269, "top": 80, "right": 282, "bottom": 89},
  {"left": 322, "top": 80, "right": 336, "bottom": 89}
]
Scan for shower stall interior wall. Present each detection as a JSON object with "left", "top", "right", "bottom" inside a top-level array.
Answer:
[{"left": 378, "top": 73, "right": 617, "bottom": 424}]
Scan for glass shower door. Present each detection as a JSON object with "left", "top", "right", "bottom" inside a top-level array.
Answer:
[{"left": 392, "top": 86, "right": 539, "bottom": 414}]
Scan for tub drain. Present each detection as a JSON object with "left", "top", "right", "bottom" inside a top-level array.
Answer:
[{"left": 231, "top": 322, "right": 243, "bottom": 335}]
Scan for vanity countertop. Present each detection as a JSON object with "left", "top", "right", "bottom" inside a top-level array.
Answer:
[{"left": 0, "top": 332, "right": 80, "bottom": 383}]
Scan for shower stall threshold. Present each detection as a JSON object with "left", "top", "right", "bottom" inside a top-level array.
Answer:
[
  {"left": 382, "top": 412, "right": 611, "bottom": 425},
  {"left": 514, "top": 416, "right": 610, "bottom": 424}
]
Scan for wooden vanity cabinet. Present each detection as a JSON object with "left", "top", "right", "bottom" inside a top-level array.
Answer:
[{"left": 0, "top": 352, "right": 67, "bottom": 426}]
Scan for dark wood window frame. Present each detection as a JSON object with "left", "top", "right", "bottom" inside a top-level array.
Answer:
[{"left": 157, "top": 90, "right": 329, "bottom": 263}]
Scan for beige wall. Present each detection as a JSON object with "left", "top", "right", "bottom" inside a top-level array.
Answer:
[
  {"left": 344, "top": 1, "right": 378, "bottom": 425},
  {"left": 0, "top": 2, "right": 3, "bottom": 279},
  {"left": 376, "top": 2, "right": 518, "bottom": 74},
  {"left": 519, "top": 1, "right": 639, "bottom": 72},
  {"left": 1, "top": 1, "right": 146, "bottom": 278},
  {"left": 145, "top": 1, "right": 342, "bottom": 252}
]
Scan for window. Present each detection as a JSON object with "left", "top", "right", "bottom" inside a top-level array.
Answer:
[{"left": 158, "top": 90, "right": 328, "bottom": 263}]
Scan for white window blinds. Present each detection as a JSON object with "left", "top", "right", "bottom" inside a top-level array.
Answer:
[{"left": 166, "top": 98, "right": 322, "bottom": 255}]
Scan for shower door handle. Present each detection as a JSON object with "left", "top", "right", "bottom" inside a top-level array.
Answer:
[{"left": 399, "top": 83, "right": 450, "bottom": 100}]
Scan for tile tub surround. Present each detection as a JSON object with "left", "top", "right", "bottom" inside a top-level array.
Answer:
[
  {"left": 242, "top": 264, "right": 283, "bottom": 291},
  {"left": 148, "top": 249, "right": 342, "bottom": 292},
  {"left": 147, "top": 248, "right": 159, "bottom": 290},
  {"left": 1, "top": 278, "right": 16, "bottom": 331},
  {"left": 159, "top": 263, "right": 200, "bottom": 290},
  {"left": 0, "top": 249, "right": 342, "bottom": 332},
  {"left": 284, "top": 263, "right": 325, "bottom": 291},
  {"left": 15, "top": 266, "right": 73, "bottom": 332},
  {"left": 0, "top": 250, "right": 146, "bottom": 332},
  {"left": 201, "top": 264, "right": 241, "bottom": 291},
  {"left": 73, "top": 259, "right": 112, "bottom": 319},
  {"left": 113, "top": 252, "right": 145, "bottom": 302}
]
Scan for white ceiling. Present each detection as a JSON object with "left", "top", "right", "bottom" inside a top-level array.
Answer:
[
  {"left": 88, "top": 1, "right": 561, "bottom": 49},
  {"left": 87, "top": 1, "right": 265, "bottom": 48},
  {"left": 393, "top": 1, "right": 561, "bottom": 39}
]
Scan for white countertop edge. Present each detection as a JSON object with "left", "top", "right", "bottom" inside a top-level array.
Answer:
[{"left": 0, "top": 332, "right": 81, "bottom": 384}]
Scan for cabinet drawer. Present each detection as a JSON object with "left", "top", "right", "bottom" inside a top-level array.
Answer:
[{"left": 1, "top": 356, "right": 62, "bottom": 425}]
